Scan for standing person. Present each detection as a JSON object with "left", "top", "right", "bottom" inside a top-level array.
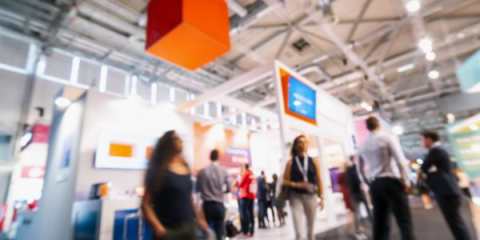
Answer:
[
  {"left": 283, "top": 135, "right": 324, "bottom": 240},
  {"left": 345, "top": 156, "right": 372, "bottom": 238},
  {"left": 256, "top": 171, "right": 268, "bottom": 229},
  {"left": 237, "top": 164, "right": 256, "bottom": 237},
  {"left": 265, "top": 177, "right": 276, "bottom": 227},
  {"left": 271, "top": 174, "right": 286, "bottom": 226},
  {"left": 455, "top": 168, "right": 472, "bottom": 200},
  {"left": 357, "top": 116, "right": 415, "bottom": 240},
  {"left": 196, "top": 149, "right": 231, "bottom": 240},
  {"left": 142, "top": 130, "right": 209, "bottom": 240},
  {"left": 420, "top": 130, "right": 471, "bottom": 240},
  {"left": 416, "top": 170, "right": 433, "bottom": 209}
]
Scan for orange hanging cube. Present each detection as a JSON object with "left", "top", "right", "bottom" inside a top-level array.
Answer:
[{"left": 146, "top": 0, "right": 231, "bottom": 71}]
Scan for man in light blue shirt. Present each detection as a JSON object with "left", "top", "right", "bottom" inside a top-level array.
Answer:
[{"left": 357, "top": 116, "right": 415, "bottom": 240}]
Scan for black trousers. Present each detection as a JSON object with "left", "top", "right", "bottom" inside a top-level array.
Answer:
[
  {"left": 258, "top": 199, "right": 267, "bottom": 227},
  {"left": 203, "top": 201, "right": 226, "bottom": 240},
  {"left": 436, "top": 195, "right": 471, "bottom": 240},
  {"left": 370, "top": 178, "right": 415, "bottom": 240},
  {"left": 240, "top": 198, "right": 254, "bottom": 234}
]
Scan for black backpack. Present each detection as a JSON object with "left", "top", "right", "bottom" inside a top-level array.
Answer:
[{"left": 225, "top": 220, "right": 238, "bottom": 238}]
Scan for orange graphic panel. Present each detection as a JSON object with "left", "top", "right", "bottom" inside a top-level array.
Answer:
[
  {"left": 146, "top": 146, "right": 154, "bottom": 160},
  {"left": 109, "top": 143, "right": 133, "bottom": 158}
]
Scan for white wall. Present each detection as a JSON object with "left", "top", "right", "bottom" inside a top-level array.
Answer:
[{"left": 74, "top": 90, "right": 194, "bottom": 200}]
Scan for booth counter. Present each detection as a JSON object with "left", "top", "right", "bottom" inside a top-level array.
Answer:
[{"left": 72, "top": 198, "right": 151, "bottom": 240}]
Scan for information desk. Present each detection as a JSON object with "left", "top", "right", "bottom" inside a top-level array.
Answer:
[{"left": 73, "top": 198, "right": 152, "bottom": 240}]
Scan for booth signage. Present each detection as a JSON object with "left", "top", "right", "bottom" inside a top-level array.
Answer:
[{"left": 278, "top": 67, "right": 318, "bottom": 125}]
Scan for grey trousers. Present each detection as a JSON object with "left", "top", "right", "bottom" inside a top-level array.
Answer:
[{"left": 289, "top": 192, "right": 318, "bottom": 240}]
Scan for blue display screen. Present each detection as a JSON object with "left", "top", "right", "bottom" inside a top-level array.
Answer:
[{"left": 287, "top": 76, "right": 316, "bottom": 121}]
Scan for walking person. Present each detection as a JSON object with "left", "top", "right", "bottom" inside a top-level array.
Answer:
[
  {"left": 345, "top": 156, "right": 372, "bottom": 238},
  {"left": 357, "top": 116, "right": 415, "bottom": 240},
  {"left": 257, "top": 171, "right": 268, "bottom": 229},
  {"left": 237, "top": 164, "right": 256, "bottom": 237},
  {"left": 196, "top": 149, "right": 231, "bottom": 240},
  {"left": 420, "top": 130, "right": 471, "bottom": 240},
  {"left": 283, "top": 135, "right": 324, "bottom": 240},
  {"left": 265, "top": 178, "right": 276, "bottom": 227},
  {"left": 271, "top": 174, "right": 286, "bottom": 226},
  {"left": 142, "top": 130, "right": 209, "bottom": 240}
]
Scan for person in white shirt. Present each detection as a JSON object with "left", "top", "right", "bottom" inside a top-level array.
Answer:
[{"left": 357, "top": 116, "right": 416, "bottom": 240}]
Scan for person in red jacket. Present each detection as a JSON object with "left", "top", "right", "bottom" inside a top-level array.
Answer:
[{"left": 237, "top": 164, "right": 256, "bottom": 237}]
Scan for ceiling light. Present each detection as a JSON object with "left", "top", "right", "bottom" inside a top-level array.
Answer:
[
  {"left": 446, "top": 113, "right": 455, "bottom": 123},
  {"left": 457, "top": 33, "right": 465, "bottom": 39},
  {"left": 418, "top": 38, "right": 433, "bottom": 53},
  {"left": 470, "top": 124, "right": 479, "bottom": 131},
  {"left": 55, "top": 97, "right": 71, "bottom": 107},
  {"left": 406, "top": 0, "right": 421, "bottom": 13},
  {"left": 425, "top": 52, "right": 436, "bottom": 61},
  {"left": 397, "top": 63, "right": 415, "bottom": 73},
  {"left": 428, "top": 70, "right": 439, "bottom": 79},
  {"left": 393, "top": 125, "right": 404, "bottom": 135}
]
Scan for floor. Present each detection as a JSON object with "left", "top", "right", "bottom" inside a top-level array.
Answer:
[{"left": 251, "top": 197, "right": 479, "bottom": 240}]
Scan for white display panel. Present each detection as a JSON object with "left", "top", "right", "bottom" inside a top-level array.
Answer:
[{"left": 95, "top": 130, "right": 158, "bottom": 170}]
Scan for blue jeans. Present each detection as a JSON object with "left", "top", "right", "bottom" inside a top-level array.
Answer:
[
  {"left": 258, "top": 200, "right": 267, "bottom": 227},
  {"left": 240, "top": 198, "right": 254, "bottom": 234}
]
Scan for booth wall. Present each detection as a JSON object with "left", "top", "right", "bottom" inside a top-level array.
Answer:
[
  {"left": 193, "top": 123, "right": 250, "bottom": 175},
  {"left": 250, "top": 130, "right": 283, "bottom": 177},
  {"left": 32, "top": 93, "right": 86, "bottom": 240},
  {"left": 75, "top": 90, "right": 194, "bottom": 200}
]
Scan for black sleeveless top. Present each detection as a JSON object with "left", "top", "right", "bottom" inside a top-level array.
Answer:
[
  {"left": 290, "top": 156, "right": 317, "bottom": 194},
  {"left": 152, "top": 171, "right": 195, "bottom": 227}
]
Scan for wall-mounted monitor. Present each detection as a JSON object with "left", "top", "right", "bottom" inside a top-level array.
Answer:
[{"left": 287, "top": 76, "right": 317, "bottom": 121}]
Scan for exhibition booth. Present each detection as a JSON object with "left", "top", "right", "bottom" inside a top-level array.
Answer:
[{"left": 10, "top": 61, "right": 357, "bottom": 240}]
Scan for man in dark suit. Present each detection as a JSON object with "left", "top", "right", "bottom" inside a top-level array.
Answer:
[
  {"left": 257, "top": 171, "right": 268, "bottom": 229},
  {"left": 420, "top": 130, "right": 471, "bottom": 240}
]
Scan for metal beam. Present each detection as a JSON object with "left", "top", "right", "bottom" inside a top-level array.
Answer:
[
  {"left": 346, "top": 0, "right": 373, "bottom": 43},
  {"left": 227, "top": 0, "right": 248, "bottom": 17},
  {"left": 177, "top": 63, "right": 273, "bottom": 111},
  {"left": 275, "top": 28, "right": 293, "bottom": 59}
]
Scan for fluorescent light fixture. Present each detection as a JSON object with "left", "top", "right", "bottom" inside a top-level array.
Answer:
[
  {"left": 55, "top": 97, "right": 71, "bottom": 108},
  {"left": 20, "top": 132, "right": 33, "bottom": 148},
  {"left": 361, "top": 101, "right": 373, "bottom": 111},
  {"left": 242, "top": 112, "right": 247, "bottom": 127},
  {"left": 406, "top": 0, "right": 421, "bottom": 13},
  {"left": 392, "top": 125, "right": 404, "bottom": 135},
  {"left": 189, "top": 94, "right": 196, "bottom": 114},
  {"left": 99, "top": 65, "right": 108, "bottom": 92},
  {"left": 446, "top": 113, "right": 455, "bottom": 123},
  {"left": 251, "top": 118, "right": 256, "bottom": 129},
  {"left": 418, "top": 38, "right": 433, "bottom": 53},
  {"left": 293, "top": 100, "right": 301, "bottom": 106},
  {"left": 204, "top": 103, "right": 210, "bottom": 118},
  {"left": 216, "top": 103, "right": 222, "bottom": 118},
  {"left": 470, "top": 124, "right": 479, "bottom": 131},
  {"left": 169, "top": 88, "right": 175, "bottom": 102},
  {"left": 70, "top": 57, "right": 80, "bottom": 83},
  {"left": 425, "top": 52, "right": 436, "bottom": 61},
  {"left": 396, "top": 63, "right": 415, "bottom": 73},
  {"left": 428, "top": 70, "right": 439, "bottom": 79},
  {"left": 151, "top": 83, "right": 157, "bottom": 104},
  {"left": 131, "top": 76, "right": 138, "bottom": 97}
]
